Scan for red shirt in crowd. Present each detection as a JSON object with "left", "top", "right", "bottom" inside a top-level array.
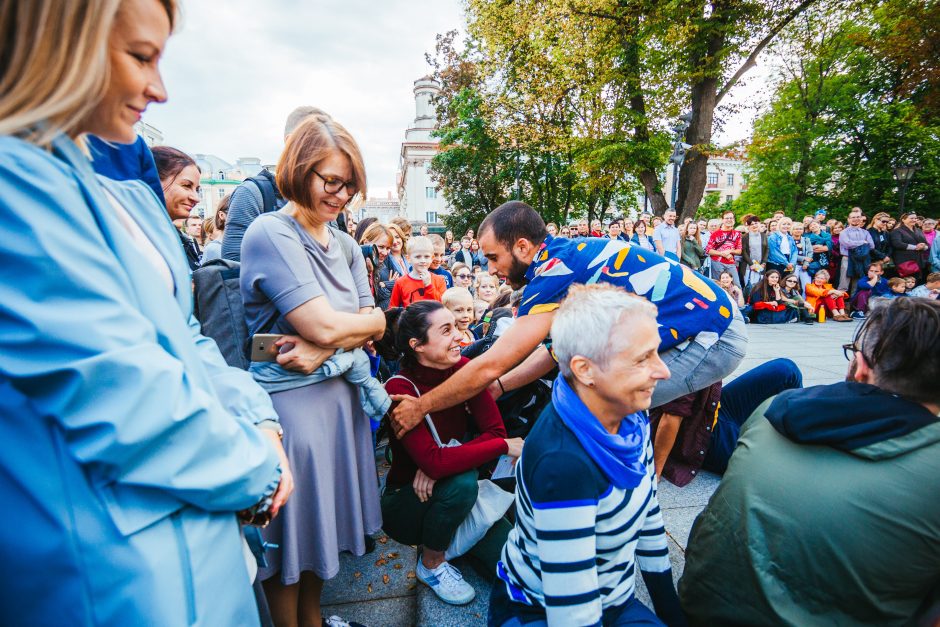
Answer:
[
  {"left": 706, "top": 228, "right": 742, "bottom": 263},
  {"left": 388, "top": 273, "right": 446, "bottom": 308},
  {"left": 384, "top": 358, "right": 508, "bottom": 485}
]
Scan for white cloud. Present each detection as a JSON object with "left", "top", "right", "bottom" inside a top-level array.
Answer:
[{"left": 146, "top": 0, "right": 466, "bottom": 198}]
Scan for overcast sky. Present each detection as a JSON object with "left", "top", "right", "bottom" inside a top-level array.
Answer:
[{"left": 147, "top": 0, "right": 767, "bottom": 199}]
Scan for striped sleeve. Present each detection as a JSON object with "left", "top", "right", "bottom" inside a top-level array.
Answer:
[
  {"left": 528, "top": 453, "right": 603, "bottom": 627},
  {"left": 635, "top": 444, "right": 671, "bottom": 574}
]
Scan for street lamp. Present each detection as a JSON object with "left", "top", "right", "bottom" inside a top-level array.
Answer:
[
  {"left": 669, "top": 112, "right": 693, "bottom": 211},
  {"left": 893, "top": 165, "right": 920, "bottom": 214}
]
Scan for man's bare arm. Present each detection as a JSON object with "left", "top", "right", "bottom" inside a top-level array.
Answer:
[
  {"left": 496, "top": 344, "right": 555, "bottom": 394},
  {"left": 390, "top": 311, "right": 555, "bottom": 437},
  {"left": 653, "top": 413, "right": 683, "bottom": 479}
]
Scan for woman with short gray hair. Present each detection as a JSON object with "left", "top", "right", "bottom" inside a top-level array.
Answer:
[{"left": 489, "top": 284, "right": 684, "bottom": 626}]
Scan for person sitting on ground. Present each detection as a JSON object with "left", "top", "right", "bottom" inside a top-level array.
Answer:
[
  {"left": 378, "top": 302, "right": 523, "bottom": 605},
  {"left": 489, "top": 284, "right": 685, "bottom": 627},
  {"left": 390, "top": 201, "right": 747, "bottom": 438},
  {"left": 716, "top": 270, "right": 748, "bottom": 322},
  {"left": 747, "top": 270, "right": 797, "bottom": 324},
  {"left": 427, "top": 234, "right": 454, "bottom": 289},
  {"left": 443, "top": 287, "right": 477, "bottom": 347},
  {"left": 389, "top": 236, "right": 447, "bottom": 307},
  {"left": 651, "top": 358, "right": 803, "bottom": 483},
  {"left": 679, "top": 297, "right": 940, "bottom": 626},
  {"left": 805, "top": 269, "right": 851, "bottom": 321},
  {"left": 884, "top": 277, "right": 909, "bottom": 299},
  {"left": 780, "top": 273, "right": 815, "bottom": 324},
  {"left": 851, "top": 262, "right": 889, "bottom": 315},
  {"left": 904, "top": 275, "right": 916, "bottom": 293},
  {"left": 910, "top": 272, "right": 940, "bottom": 299}
]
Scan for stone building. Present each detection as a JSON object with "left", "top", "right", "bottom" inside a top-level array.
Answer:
[{"left": 396, "top": 76, "right": 450, "bottom": 226}]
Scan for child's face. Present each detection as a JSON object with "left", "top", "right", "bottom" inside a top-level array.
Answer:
[
  {"left": 891, "top": 282, "right": 906, "bottom": 294},
  {"left": 904, "top": 277, "right": 916, "bottom": 290},
  {"left": 431, "top": 245, "right": 445, "bottom": 269},
  {"left": 473, "top": 301, "right": 488, "bottom": 321},
  {"left": 867, "top": 266, "right": 882, "bottom": 281},
  {"left": 409, "top": 248, "right": 433, "bottom": 273},
  {"left": 447, "top": 299, "right": 474, "bottom": 331}
]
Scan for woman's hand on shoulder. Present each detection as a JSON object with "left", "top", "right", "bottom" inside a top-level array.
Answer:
[{"left": 504, "top": 437, "right": 524, "bottom": 458}]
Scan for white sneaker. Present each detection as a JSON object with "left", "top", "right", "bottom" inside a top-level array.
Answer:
[
  {"left": 323, "top": 615, "right": 365, "bottom": 627},
  {"left": 415, "top": 558, "right": 476, "bottom": 605}
]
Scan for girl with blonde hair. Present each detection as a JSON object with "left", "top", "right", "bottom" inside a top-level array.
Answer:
[{"left": 0, "top": 0, "right": 288, "bottom": 624}]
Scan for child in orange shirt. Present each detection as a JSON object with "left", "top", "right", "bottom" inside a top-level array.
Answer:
[{"left": 389, "top": 236, "right": 446, "bottom": 307}]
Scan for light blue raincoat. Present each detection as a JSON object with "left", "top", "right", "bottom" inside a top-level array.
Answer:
[{"left": 0, "top": 134, "right": 281, "bottom": 626}]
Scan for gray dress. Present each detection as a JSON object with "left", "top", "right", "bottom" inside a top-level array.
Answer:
[{"left": 240, "top": 210, "right": 382, "bottom": 583}]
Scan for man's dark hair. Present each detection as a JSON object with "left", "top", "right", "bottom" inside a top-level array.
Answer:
[
  {"left": 478, "top": 201, "right": 547, "bottom": 250},
  {"left": 856, "top": 297, "right": 940, "bottom": 404}
]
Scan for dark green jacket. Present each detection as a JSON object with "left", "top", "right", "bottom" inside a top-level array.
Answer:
[{"left": 679, "top": 389, "right": 940, "bottom": 626}]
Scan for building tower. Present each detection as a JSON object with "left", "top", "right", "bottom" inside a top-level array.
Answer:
[{"left": 397, "top": 76, "right": 449, "bottom": 225}]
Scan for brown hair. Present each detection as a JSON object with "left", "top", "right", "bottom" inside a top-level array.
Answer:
[
  {"left": 275, "top": 115, "right": 366, "bottom": 211},
  {"left": 887, "top": 277, "right": 906, "bottom": 290},
  {"left": 214, "top": 193, "right": 231, "bottom": 231},
  {"left": 152, "top": 145, "right": 196, "bottom": 184}
]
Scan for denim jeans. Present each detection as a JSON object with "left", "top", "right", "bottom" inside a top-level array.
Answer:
[
  {"left": 702, "top": 357, "right": 803, "bottom": 474},
  {"left": 651, "top": 306, "right": 749, "bottom": 408}
]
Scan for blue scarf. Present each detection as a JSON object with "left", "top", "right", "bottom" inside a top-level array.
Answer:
[{"left": 551, "top": 376, "right": 649, "bottom": 489}]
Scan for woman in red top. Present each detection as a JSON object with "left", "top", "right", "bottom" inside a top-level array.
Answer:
[{"left": 378, "top": 301, "right": 523, "bottom": 604}]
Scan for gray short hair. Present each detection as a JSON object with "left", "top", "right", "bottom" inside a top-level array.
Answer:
[
  {"left": 284, "top": 106, "right": 329, "bottom": 138},
  {"left": 552, "top": 283, "right": 658, "bottom": 378}
]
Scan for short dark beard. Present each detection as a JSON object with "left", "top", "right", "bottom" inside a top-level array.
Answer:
[{"left": 506, "top": 252, "right": 531, "bottom": 289}]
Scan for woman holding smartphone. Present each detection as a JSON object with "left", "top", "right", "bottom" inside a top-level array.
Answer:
[{"left": 239, "top": 114, "right": 386, "bottom": 627}]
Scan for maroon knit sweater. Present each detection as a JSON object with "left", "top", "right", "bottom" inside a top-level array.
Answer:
[{"left": 384, "top": 357, "right": 508, "bottom": 485}]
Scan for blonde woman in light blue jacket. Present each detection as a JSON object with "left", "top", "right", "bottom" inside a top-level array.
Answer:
[{"left": 0, "top": 0, "right": 291, "bottom": 624}]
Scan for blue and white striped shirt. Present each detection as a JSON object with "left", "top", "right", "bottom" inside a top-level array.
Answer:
[{"left": 497, "top": 404, "right": 671, "bottom": 626}]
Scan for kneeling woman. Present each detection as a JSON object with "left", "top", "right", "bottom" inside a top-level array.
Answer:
[
  {"left": 489, "top": 284, "right": 684, "bottom": 627},
  {"left": 379, "top": 302, "right": 523, "bottom": 605}
]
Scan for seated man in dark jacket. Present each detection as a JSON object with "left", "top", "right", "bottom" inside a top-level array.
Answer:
[
  {"left": 650, "top": 358, "right": 802, "bottom": 483},
  {"left": 680, "top": 297, "right": 940, "bottom": 626}
]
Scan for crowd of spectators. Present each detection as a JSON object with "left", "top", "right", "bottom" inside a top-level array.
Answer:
[{"left": 3, "top": 2, "right": 938, "bottom": 627}]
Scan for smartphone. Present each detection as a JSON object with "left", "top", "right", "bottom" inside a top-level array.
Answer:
[{"left": 250, "top": 333, "right": 285, "bottom": 362}]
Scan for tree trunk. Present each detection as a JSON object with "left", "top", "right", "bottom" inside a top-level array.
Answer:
[{"left": 639, "top": 170, "right": 669, "bottom": 215}]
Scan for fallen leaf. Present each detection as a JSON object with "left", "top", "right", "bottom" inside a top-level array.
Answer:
[
  {"left": 367, "top": 583, "right": 373, "bottom": 593},
  {"left": 382, "top": 574, "right": 390, "bottom": 585},
  {"left": 387, "top": 552, "right": 399, "bottom": 559},
  {"left": 377, "top": 536, "right": 389, "bottom": 544},
  {"left": 353, "top": 571, "right": 362, "bottom": 579},
  {"left": 407, "top": 583, "right": 417, "bottom": 590},
  {"left": 375, "top": 558, "right": 388, "bottom": 567},
  {"left": 406, "top": 571, "right": 416, "bottom": 579},
  {"left": 393, "top": 563, "right": 403, "bottom": 570}
]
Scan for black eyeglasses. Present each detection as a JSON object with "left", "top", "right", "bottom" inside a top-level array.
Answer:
[
  {"left": 311, "top": 169, "right": 357, "bottom": 195},
  {"left": 785, "top": 279, "right": 798, "bottom": 284},
  {"left": 456, "top": 273, "right": 472, "bottom": 279}
]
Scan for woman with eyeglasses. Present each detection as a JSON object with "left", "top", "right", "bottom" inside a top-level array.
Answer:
[
  {"left": 239, "top": 115, "right": 388, "bottom": 626},
  {"left": 781, "top": 273, "right": 815, "bottom": 324}
]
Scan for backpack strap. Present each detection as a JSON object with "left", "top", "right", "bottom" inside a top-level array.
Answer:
[
  {"left": 386, "top": 375, "right": 445, "bottom": 448},
  {"left": 246, "top": 170, "right": 283, "bottom": 215}
]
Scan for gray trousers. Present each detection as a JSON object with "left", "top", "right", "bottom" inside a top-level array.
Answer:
[{"left": 651, "top": 307, "right": 749, "bottom": 407}]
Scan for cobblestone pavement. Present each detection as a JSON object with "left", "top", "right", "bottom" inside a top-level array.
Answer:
[{"left": 321, "top": 319, "right": 863, "bottom": 626}]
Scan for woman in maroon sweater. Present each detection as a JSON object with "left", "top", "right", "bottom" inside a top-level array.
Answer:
[{"left": 378, "top": 301, "right": 523, "bottom": 605}]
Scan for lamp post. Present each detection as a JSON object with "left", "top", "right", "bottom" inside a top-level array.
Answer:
[
  {"left": 669, "top": 112, "right": 693, "bottom": 211},
  {"left": 893, "top": 165, "right": 920, "bottom": 214}
]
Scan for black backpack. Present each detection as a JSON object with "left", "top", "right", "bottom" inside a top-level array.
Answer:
[
  {"left": 245, "top": 169, "right": 285, "bottom": 215},
  {"left": 193, "top": 213, "right": 357, "bottom": 369}
]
